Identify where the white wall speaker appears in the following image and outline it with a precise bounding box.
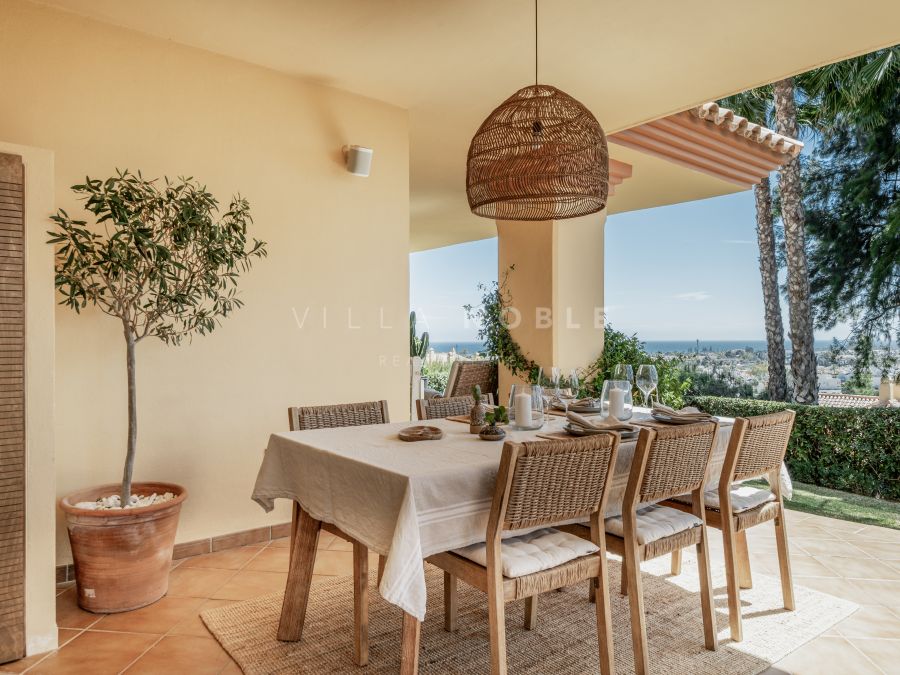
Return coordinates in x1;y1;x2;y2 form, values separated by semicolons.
343;145;373;177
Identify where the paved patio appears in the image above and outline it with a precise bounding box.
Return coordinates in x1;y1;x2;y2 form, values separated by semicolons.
3;510;898;674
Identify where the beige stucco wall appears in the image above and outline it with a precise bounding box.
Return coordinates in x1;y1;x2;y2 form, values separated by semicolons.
496;213;606;400
0;141;58;655
0;0;410;565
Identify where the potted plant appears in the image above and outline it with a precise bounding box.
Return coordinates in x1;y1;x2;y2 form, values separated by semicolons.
479;405;508;441
49;171;267;612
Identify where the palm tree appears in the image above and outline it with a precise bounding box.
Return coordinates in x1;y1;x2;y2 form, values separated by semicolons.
718;88;789;401
773;77;819;404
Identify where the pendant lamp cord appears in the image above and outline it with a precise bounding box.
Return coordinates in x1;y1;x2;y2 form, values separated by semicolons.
534;0;538;85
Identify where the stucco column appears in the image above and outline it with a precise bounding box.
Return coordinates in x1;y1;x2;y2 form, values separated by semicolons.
496;211;606;402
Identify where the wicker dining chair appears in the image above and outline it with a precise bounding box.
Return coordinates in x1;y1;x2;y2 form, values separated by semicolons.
568;422;719;675
427;434;620;675
663;410;796;642
442;359;497;399
416;393;495;420
286;400;390;666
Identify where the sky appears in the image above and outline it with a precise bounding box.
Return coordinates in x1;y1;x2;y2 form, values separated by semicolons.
409;191;851;343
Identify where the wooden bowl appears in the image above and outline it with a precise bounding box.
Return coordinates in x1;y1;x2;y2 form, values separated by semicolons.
399;425;444;442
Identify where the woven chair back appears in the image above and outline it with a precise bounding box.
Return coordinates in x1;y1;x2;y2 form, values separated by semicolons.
637;422;718;503
417;394;495;420
731;410;796;482
499;434;619;532
288;400;390;431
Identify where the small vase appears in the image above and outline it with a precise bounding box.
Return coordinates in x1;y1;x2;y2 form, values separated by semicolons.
479;425;506;441
469;399;486;434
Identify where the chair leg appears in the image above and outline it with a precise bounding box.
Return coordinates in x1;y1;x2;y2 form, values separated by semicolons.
721;517;744;642
524;595;538;630
624;547;649;675
352;541;369;666
487;582;508;675
620;561;628;596
595;552;615;675
696;535;718;652
400;611;420;675
278;506;321;641
670;548;682;575
443;572;458;632
774;506;796;611
377;555;387;586
735;529;753;589
588;578;596;603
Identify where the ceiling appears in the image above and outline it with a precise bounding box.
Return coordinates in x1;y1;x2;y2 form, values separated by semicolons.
37;0;900;250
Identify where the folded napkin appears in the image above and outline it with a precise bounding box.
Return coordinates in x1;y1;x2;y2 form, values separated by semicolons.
566;411;635;432
553;396;600;408
651;403;714;421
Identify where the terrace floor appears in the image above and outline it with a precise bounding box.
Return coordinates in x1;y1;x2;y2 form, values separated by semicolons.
3;510;899;674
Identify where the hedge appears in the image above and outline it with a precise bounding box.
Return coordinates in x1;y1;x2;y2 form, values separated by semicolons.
688;396;900;501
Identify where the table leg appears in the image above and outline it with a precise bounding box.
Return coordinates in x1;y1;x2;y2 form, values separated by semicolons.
400;611;421;674
277;505;321;641
352;541;369;666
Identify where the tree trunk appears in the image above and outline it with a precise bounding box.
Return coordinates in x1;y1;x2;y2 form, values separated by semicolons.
121;325;137;506
754;178;788;401
773;78;818;404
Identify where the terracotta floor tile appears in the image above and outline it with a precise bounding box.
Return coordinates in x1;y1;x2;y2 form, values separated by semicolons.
124;634;231;674
179;545;262;570
312;549;354;576
220;660;243;674
835;604;900;639
316;531;336;549
245;546;291;572
169;599;235;638
30;630;159;675
327;536;354;552
58;628;82;648
820;554;900;581
211;570;288;601
770;635;882;675
271;535;292;548
166;567;236;598
92;596;205;634
56;588;104;629
847;637;900;673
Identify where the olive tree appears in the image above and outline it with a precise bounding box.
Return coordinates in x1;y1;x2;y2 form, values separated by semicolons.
49;171;267;505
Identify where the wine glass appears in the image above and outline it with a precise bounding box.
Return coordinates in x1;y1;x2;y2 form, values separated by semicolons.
636;365;658;407
612;363;634;385
551;367;561;398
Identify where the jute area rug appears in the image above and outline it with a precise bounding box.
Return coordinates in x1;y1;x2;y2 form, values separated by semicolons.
202;555;856;674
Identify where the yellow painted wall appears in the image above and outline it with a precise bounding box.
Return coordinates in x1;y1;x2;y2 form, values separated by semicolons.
496;213;606;400
0;0;410;565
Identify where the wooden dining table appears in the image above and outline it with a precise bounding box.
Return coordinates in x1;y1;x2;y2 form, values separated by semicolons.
252;408;736;673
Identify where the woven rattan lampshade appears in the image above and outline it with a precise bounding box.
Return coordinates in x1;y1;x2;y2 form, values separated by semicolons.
466;84;609;221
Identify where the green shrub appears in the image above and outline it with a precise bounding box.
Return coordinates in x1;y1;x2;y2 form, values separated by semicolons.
422;361;451;393
689;396;900;501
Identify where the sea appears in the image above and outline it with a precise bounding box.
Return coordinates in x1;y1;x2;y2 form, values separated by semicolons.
430;340;836;355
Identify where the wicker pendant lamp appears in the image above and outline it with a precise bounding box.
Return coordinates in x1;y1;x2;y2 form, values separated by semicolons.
466;2;608;221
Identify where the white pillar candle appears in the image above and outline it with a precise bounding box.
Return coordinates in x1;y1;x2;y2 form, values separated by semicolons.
609;387;625;420
515;392;532;428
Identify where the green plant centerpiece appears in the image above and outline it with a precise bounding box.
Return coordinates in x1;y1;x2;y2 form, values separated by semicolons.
49;170;267;612
479;405;508;441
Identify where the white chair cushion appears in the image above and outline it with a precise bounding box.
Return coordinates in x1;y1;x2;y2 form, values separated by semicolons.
452;527;599;578
605;504;702;545
673;485;776;514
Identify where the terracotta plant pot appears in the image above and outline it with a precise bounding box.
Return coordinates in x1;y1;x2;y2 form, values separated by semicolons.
60;481;187;613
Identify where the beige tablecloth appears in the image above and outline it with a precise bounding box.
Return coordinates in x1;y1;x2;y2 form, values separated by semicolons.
252;411;739;620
